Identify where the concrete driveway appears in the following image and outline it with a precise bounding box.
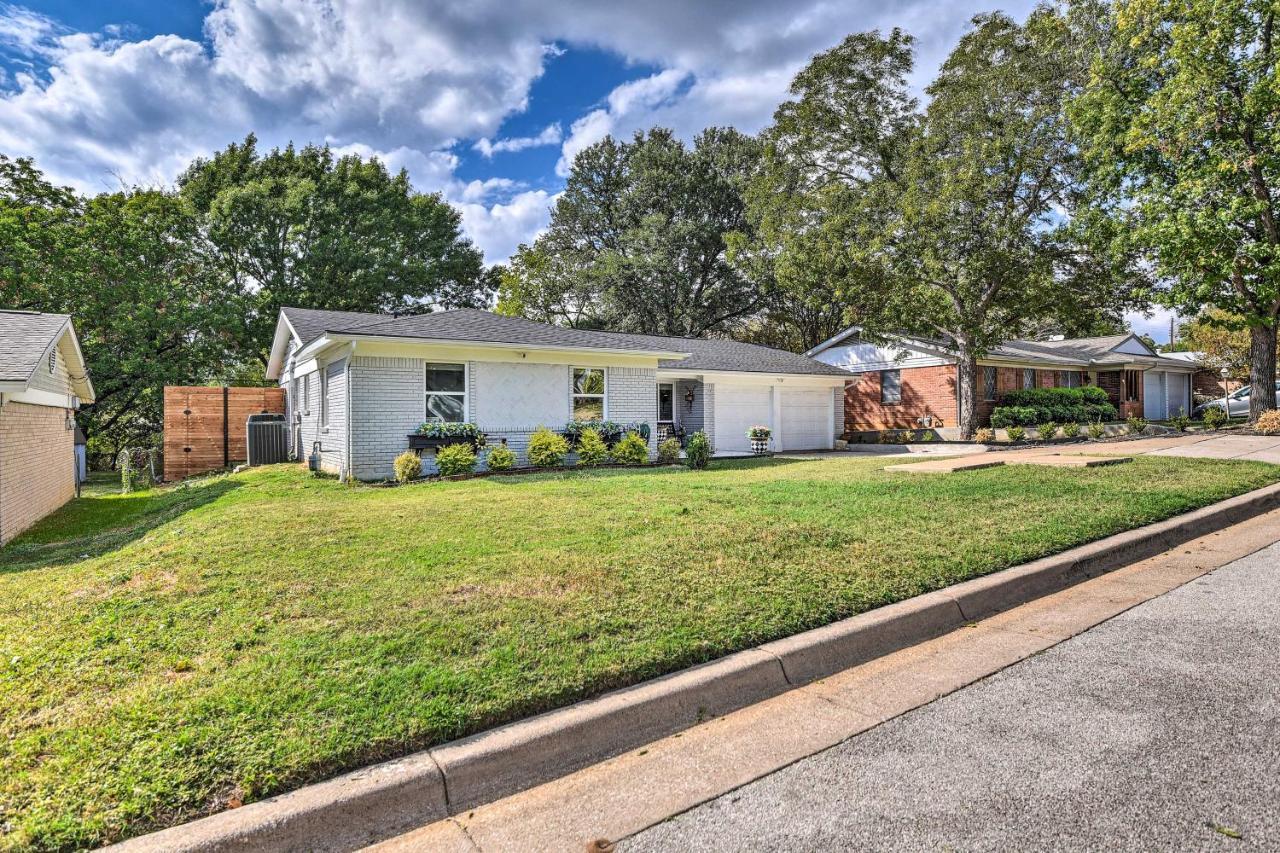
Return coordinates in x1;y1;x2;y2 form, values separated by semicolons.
626;540;1280;852
801;434;1280;465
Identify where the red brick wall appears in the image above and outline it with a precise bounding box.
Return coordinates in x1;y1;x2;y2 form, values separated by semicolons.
0;401;75;543
844;365;957;431
1037;369;1057;388
1193;369;1229;399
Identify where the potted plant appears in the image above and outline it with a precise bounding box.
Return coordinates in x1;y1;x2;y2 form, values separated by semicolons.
407;422;483;452
747;425;772;455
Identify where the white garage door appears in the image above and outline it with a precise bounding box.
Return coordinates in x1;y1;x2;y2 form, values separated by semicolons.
779;388;832;451
715;385;772;453
1144;370;1168;420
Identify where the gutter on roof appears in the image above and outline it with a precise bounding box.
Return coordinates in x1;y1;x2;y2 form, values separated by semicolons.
296;330;691;362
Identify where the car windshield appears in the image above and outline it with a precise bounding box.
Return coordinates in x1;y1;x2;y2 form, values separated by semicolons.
1231;387;1251;399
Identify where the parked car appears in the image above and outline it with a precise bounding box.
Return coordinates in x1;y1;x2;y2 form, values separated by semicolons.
1195;380;1280;418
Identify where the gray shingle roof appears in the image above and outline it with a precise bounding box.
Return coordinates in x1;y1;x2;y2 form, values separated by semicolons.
283;306;849;377
0;310;70;385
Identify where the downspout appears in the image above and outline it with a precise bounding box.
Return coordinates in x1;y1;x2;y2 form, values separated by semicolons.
342;342;355;483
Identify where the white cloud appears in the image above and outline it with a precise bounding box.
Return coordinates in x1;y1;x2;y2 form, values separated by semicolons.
473;122;562;158
453;190;556;265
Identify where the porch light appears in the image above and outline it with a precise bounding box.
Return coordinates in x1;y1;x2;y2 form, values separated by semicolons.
684;388;696;411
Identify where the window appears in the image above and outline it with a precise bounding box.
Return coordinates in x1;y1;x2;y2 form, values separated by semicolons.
983;367;997;401
1060;371;1081;388
1124;369;1142;402
1022;368;1035;390
48;348;56;374
319;370;329;428
657;382;674;422
302;374;310;414
880;369;902;404
425;362;467;422
572;367;606;421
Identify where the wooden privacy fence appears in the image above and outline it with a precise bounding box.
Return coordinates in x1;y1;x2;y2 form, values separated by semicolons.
163;386;286;481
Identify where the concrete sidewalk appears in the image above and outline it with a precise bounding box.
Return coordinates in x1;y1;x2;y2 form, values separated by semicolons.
627;539;1280;852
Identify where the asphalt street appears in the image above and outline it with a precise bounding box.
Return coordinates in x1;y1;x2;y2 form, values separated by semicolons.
625;541;1280;852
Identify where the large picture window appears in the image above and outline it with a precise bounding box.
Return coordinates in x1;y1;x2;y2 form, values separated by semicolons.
425;362;467;422
573;367;606;421
880;369;902;404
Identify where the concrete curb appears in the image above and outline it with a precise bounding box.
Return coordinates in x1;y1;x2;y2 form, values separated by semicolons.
109;481;1280;852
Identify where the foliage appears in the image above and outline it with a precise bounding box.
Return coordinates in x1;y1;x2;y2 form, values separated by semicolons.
1168;408;1192;432
1169;309;1278;382
415;422;480;438
115;448;158;494
503;127;765;337
1006;425;1027;442
393;451;422;484
1126;416;1148;434
575;428;610;466
1037;422;1059;441
1087;420;1108;440
999;386;1110;407
657;437;682;464
434;443;478;477
1061;421;1082;438
563;420;625;446
755;10;1134;436
611;431;651;466
747;425;772;440
179;135;491;366
991;400;1116;428
974;427;996;444
1202;407;1229;430
485;444;516;471
527;427;570;468
1072;0;1280;419
1255;410;1280;434
684;431;712;469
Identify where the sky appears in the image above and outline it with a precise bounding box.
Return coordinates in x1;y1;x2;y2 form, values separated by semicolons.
0;0;1175;342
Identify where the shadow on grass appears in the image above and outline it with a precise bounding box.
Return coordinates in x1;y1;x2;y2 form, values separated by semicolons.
473;454;812;485
0;475;241;575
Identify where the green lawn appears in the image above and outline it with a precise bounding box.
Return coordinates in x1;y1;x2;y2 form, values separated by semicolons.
3;456;1278;850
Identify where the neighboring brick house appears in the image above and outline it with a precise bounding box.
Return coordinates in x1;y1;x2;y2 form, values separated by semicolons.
265;308;848;480
0;311;95;544
806;327;1198;436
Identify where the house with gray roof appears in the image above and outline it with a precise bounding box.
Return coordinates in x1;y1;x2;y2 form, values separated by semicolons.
0;310;95;543
806;326;1197;435
265;307;849;479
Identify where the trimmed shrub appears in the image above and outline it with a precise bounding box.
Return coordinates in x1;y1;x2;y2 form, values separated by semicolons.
527;427;570;467
612;431;650;465
1126;415;1148;433
435;443;477;476
1036;422;1058;441
393;451;421;483
1256;409;1280;435
1087;420;1107;439
999;386;1109;407
1006;425;1026;442
1168;407;1192;432
685;430;712;469
974;427;995;444
991;399;1117;427
576;428;609;466
1061;421;1081;438
1202;406;1228;430
657;437;682;464
485;444;516;471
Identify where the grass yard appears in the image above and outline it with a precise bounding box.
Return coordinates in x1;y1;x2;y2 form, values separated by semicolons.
3;455;1279;850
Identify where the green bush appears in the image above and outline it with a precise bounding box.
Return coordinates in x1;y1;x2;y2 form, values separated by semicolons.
990;399;1117;427
485;444;516;471
611;431;650;465
435;443;477;476
1061;421;1081;438
1087;420;1107;439
657;437;682;463
1036;422;1058;441
999;386;1109;407
1126;415;1148;433
685;431;712;469
576;428;609;466
415;421;479;439
527;427;570;467
1006;425;1026;442
974;427;995;444
1202;406;1228;430
1168;407;1192;432
393;450;421;483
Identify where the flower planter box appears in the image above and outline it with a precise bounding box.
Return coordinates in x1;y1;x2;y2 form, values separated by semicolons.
407;434;482;453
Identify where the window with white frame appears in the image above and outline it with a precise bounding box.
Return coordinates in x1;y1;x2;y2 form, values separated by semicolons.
425;363;467;422
320;370;330;428
1022;368;1035;389
572;367;606;421
302;374;310;414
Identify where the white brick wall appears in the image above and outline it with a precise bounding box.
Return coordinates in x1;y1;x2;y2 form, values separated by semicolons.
605;366;658;455
351;356;424;480
294;359;347;475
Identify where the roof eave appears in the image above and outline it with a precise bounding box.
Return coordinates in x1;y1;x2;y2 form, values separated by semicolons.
302;330;691;361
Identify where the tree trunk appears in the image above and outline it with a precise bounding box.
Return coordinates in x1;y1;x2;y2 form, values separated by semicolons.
957;350;979;439
1248;321;1278;421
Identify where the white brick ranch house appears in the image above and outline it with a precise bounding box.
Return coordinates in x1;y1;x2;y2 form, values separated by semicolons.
265;307;850;480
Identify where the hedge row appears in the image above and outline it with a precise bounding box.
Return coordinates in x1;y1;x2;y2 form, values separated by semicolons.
998;386;1110;407
990;402;1117;427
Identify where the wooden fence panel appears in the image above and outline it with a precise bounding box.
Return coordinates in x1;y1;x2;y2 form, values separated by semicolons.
163;386;286;481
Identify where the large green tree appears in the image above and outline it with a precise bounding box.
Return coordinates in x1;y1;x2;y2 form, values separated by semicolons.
179;135;491;364
1072;0;1280;419
754;11;1129;436
502;127;765;337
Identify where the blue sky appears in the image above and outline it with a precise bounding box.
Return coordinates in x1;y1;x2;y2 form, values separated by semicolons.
0;0;1174;340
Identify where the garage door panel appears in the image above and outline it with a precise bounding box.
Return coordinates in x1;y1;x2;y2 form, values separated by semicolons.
715;385;771;453
780;388;831;451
